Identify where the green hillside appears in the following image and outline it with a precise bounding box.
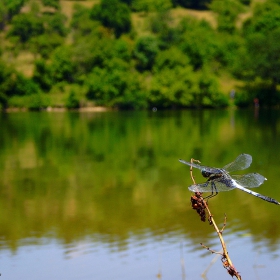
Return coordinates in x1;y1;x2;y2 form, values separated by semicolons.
0;0;280;110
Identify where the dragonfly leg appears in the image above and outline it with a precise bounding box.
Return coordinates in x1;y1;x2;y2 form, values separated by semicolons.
204;181;218;200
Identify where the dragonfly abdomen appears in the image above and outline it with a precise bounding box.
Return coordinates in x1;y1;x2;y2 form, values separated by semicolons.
234;183;280;205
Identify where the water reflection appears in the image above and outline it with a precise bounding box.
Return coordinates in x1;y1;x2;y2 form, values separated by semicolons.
0;109;280;279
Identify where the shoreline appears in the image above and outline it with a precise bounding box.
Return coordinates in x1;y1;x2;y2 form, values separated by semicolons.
3;106;110;113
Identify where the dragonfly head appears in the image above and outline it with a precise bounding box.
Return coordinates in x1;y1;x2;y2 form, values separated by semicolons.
201;169;211;178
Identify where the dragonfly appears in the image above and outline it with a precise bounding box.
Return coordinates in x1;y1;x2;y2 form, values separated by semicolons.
179;153;280;205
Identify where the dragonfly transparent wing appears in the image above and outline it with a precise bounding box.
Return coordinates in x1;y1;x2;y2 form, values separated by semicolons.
188;177;236;193
179;159;222;174
188;181;213;193
231;173;266;188
222;154;252;173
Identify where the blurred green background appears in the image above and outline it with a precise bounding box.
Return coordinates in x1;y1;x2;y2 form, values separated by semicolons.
1;0;280;109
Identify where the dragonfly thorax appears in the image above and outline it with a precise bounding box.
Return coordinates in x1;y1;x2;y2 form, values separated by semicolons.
201;169;211;178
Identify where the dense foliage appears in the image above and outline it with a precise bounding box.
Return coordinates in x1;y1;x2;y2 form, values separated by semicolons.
0;0;25;30
0;0;279;110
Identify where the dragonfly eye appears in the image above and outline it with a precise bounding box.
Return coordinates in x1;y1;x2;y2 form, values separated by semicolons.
201;170;211;178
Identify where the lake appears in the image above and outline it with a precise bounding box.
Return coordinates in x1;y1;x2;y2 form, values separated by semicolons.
0;108;280;280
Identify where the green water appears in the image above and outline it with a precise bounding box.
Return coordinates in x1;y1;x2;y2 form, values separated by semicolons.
0;109;280;279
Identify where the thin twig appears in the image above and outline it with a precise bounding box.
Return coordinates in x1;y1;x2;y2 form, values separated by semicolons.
189;159;242;280
200;243;223;255
220;214;227;233
190;158;200;185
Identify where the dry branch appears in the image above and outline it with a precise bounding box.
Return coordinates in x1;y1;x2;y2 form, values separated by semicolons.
189;158;242;280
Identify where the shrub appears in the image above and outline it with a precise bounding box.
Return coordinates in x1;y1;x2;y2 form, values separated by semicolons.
134;36;159;71
65;90;80;109
91;0;131;38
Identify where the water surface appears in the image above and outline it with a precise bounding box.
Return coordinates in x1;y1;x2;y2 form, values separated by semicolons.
0;109;280;279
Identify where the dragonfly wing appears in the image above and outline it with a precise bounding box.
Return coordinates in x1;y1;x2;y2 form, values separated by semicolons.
222;154;252;173
188;177;236;193
179;159;221;174
231;173;267;188
188;181;213;193
210;177;236;191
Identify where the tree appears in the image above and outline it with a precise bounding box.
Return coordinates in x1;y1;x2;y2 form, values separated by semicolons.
91;0;131;38
5;72;40;97
240;0;251;5
28;12;68;57
149;10;173;35
71;4;105;43
50;46;76;83
238;1;280;105
120;0;133;5
150;63;226;108
30;34;64;58
45;12;68;37
66;90;80;109
6;0;24;18
7;13;44;43
86;59;147;109
33;59;53;92
190;68;227;108
71;4;91;30
0;2;6;30
210;0;244;33
172;0;211;10
35;45;80;92
243;1;280;36
153;47;190;72
134;36;159;71
149;66;195;107
72;37;115;76
0;59;40;108
0;0;24;29
0;60;14;107
177;18;220;70
242;29;280;104
131;0;172;12
42;0;60;9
